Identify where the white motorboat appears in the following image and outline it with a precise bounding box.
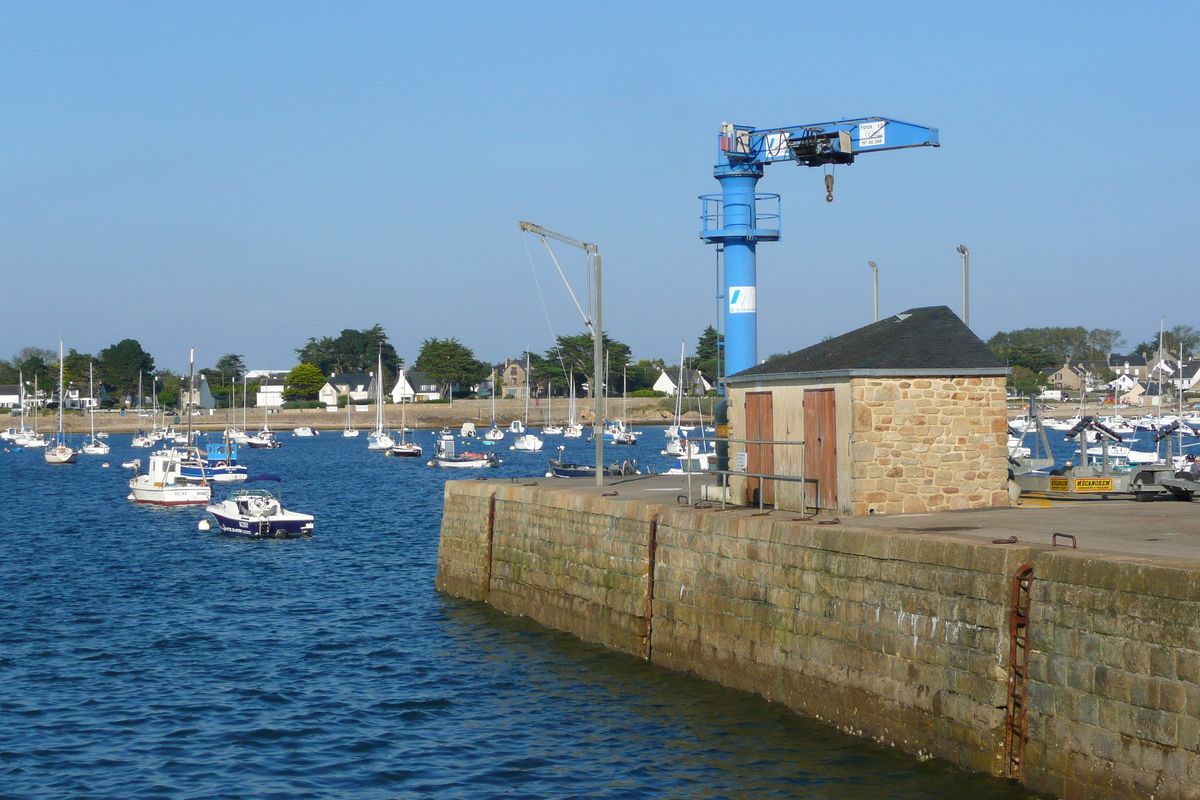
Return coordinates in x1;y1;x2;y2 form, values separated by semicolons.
128;449;211;505
201;476;313;538
459;422;476;438
507;420;525;434
292;426;319;437
665;451;716;474
428;436;499;468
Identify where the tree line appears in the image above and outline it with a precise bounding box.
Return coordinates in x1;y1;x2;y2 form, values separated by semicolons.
1;324;725;408
987;324;1200;394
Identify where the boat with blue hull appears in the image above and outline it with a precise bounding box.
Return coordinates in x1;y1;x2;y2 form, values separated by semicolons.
179;441;248;482
201;475;314;538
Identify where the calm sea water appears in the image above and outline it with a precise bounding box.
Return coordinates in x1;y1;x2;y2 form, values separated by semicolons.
0;425;1043;799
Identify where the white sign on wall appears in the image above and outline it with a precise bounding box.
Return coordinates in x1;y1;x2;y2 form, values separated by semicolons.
729;286;756;314
764;132;790;158
735;451;748;471
859;120;886;147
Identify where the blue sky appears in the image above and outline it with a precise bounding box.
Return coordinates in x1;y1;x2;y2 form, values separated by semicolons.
2;2;1197;373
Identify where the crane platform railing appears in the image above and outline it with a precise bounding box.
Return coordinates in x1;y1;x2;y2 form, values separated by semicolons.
699;193;781;242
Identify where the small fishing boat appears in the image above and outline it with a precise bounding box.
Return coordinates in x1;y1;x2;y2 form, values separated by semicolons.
459;422;477;438
545;446;638;478
428;436;499;468
244;429;281;449
127;450;211;505
179;441;248;482
200;475;313;538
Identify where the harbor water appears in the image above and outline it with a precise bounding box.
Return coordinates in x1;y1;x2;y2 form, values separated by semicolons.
0;428;1043;798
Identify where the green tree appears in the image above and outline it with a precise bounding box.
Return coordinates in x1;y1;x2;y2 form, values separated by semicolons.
296;325;399;376
415;338;488;397
694;325;723;378
61;349;94;388
201;353;247;408
542;331;632;398
1;347;57;386
283;363;327;401
155;371;181;409
97;339;155;403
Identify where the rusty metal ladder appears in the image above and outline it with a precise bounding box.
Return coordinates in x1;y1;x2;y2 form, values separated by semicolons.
1005;563;1035;779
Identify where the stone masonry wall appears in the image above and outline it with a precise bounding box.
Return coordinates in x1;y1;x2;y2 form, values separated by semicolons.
1022;550;1200;800
849;376;1011;516
438;481;1029;775
437;481;1200;797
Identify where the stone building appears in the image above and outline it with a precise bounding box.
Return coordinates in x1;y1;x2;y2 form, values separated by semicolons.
725;306;1011;516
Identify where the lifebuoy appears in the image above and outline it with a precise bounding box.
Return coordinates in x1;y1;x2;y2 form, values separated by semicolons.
218;460;229;467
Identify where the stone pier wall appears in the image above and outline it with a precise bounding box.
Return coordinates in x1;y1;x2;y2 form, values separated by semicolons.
436;480;1200;799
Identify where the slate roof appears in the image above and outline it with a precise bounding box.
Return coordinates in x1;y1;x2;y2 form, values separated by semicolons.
731;306;1007;381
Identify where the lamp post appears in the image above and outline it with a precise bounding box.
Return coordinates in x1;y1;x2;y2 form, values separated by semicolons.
956;245;969;327
868;261;879;322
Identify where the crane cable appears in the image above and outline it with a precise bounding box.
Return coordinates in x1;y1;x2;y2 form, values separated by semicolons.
522;234;576;384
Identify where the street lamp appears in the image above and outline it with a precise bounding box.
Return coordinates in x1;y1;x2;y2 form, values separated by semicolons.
868;261;879;322
956;245;969;327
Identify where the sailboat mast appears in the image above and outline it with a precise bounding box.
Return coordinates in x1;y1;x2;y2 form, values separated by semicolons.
187;349;195;446
57;342;64;442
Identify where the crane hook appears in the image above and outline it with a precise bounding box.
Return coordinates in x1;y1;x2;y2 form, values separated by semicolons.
824;173;835;203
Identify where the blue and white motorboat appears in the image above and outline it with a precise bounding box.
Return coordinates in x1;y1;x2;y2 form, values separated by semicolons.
179;441;248;482
545;446;638;478
200;475;314;538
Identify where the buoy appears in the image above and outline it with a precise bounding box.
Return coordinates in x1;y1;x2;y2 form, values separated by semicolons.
101;462;110;468
198;519;211;531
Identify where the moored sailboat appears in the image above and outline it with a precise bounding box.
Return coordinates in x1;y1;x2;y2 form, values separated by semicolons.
44;342;77;464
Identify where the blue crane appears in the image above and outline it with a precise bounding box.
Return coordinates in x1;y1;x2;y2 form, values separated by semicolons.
700;117;939;378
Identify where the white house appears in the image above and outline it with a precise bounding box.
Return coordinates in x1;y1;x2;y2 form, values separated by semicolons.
257;377;286;408
391;369;441;402
653;368;713;397
0;385;20;409
318;374;372;407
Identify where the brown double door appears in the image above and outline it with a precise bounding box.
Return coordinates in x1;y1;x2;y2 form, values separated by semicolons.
804;388;837;511
745;391;774;505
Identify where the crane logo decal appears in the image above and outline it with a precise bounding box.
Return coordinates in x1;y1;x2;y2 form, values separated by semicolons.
859;121;886;147
729;286;756;314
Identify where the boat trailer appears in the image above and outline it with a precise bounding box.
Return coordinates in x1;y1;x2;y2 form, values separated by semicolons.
1012;417;1200;502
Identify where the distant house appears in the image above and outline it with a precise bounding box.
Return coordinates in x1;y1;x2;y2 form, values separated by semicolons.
499;359;528;399
1109;373;1138;394
391;369;441;402
62;381;108;410
318;374;372;407
0;385;20;409
1108;354;1149;381
1119;380;1164;407
257;377;286;408
181;374;216;410
653;368;713;397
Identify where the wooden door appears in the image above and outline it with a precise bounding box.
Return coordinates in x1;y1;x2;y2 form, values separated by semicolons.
804;388;837;511
745;391;774;505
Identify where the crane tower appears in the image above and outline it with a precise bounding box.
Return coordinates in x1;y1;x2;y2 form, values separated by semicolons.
700;117;939;378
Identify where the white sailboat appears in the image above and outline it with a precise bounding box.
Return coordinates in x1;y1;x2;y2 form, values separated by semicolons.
342;391;359;438
367;350;395;451
389;401;422;457
510;355;543;452
17;374;47;448
563;369;583;438
44;342;78;464
81;362;109;455
483;370;504;442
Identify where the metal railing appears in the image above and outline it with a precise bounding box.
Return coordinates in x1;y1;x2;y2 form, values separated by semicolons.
678;435;813;513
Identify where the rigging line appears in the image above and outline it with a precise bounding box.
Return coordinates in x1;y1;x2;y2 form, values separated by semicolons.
521;235;572;382
533;234;592;331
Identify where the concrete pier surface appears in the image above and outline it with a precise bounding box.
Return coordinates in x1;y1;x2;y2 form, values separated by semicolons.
438;474;1200;800
521;472;1200;563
